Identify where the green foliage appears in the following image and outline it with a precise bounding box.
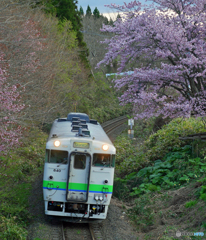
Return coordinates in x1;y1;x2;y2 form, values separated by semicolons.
114;117;206;204
199;185;206;201
0;128;47;239
0;216;27;240
86;5;92;17
114;117;206;235
79;6;84;16
113;178;130;200
40;0;83;40
37;0;88;64
130;183;161;196
57;19;77;49
114;117;206;175
108;18;114;25
185;200;198;208
0;183;31;223
128;194;154;231
93;7;100;18
114;135;141;176
121;145;206;198
144;117;205;162
133;116;170;140
201;222;206;229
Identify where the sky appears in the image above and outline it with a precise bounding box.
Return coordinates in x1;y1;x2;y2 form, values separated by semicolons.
77;0;149;15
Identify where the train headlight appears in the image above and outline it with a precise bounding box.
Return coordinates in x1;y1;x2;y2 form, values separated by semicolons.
54;140;61;147
102;144;109;151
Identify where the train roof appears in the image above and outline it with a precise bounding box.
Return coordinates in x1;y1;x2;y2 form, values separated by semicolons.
67;112;90;122
47;113;113;146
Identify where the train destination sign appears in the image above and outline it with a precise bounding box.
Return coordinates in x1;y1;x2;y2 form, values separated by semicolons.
73;142;90;149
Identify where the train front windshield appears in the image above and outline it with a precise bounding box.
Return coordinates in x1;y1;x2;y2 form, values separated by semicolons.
45;150;68;164
93;154;115;167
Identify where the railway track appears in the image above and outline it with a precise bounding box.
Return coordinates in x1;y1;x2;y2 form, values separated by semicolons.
59;222;103;240
101;116;127;135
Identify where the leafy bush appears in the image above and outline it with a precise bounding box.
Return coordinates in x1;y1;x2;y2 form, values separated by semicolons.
130;183;161;197
144;117;205;162
115;118;206;200
185;200;198;208
114;117;206;176
0;216;27;240
199;185;206;201
128;194;155;231
133;116;170;141
113;178;130;200
121;145;206;198
0;127;47;239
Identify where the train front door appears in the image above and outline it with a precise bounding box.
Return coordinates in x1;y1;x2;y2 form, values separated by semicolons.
67;153;90;202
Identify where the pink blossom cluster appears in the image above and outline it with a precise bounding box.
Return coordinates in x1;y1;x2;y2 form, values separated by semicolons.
0;53;24;153
98;0;206;119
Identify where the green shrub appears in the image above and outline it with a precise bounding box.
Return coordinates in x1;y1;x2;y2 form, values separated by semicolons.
0;127;47;239
130;183;161;197
0;216;27;240
117;144;206;198
199;185;206;201
114;117;206;176
128;194;154;231
185;200;198;208
144;117;205;162
113;178;130;200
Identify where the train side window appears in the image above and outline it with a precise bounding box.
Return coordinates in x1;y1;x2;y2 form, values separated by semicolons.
74;155;86;169
93;154;111;167
50;150;68;164
45;150;50;162
111;155;115;167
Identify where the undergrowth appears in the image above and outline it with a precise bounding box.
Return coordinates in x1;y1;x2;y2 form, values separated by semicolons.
0;128;47;239
114;117;206;235
114;117;206;176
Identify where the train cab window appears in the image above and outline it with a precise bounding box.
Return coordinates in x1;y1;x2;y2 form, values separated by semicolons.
111;155;115;167
93;154;111;167
45;150;49;162
50;150;68;164
74;155;86;169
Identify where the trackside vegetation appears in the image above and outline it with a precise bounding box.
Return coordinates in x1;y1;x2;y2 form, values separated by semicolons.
0;129;47;239
114;117;206;239
115;117;206;176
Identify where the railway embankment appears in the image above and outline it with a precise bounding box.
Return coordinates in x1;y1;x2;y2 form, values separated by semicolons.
113;117;206;239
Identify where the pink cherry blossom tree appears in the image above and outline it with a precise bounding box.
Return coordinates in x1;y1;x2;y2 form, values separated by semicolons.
0;1;45;153
98;0;206;119
0;53;24;152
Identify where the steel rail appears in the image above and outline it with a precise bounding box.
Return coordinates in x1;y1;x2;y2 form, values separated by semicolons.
104;119;127;134
89;223;96;240
101;116;127;128
61;222;96;240
62;222;65;240
89;223;104;240
102;116;127;135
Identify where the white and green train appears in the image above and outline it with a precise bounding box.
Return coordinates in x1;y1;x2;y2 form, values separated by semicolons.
43;112;116;222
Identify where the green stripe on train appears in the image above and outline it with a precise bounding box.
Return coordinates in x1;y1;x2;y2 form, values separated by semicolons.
43;181;66;189
89;184;113;192
43;180;113;192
